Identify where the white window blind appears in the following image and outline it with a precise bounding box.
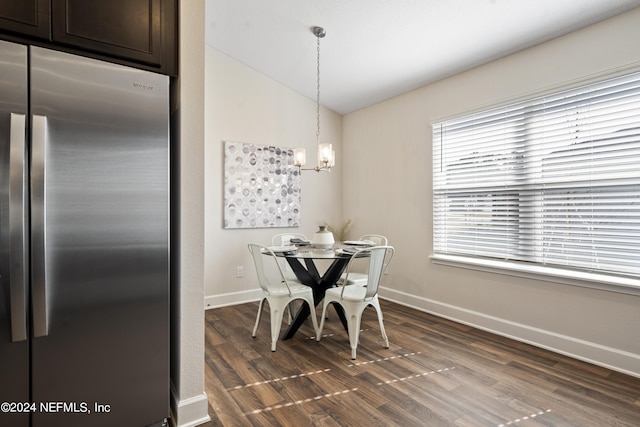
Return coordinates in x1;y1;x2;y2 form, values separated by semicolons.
433;71;640;278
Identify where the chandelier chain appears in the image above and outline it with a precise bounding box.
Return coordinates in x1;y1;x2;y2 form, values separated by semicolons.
316;34;321;142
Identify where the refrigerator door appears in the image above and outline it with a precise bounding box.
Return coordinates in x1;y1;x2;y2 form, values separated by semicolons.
30;47;169;427
0;40;29;427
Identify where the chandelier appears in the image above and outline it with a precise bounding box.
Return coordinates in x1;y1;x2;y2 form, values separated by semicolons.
294;26;335;172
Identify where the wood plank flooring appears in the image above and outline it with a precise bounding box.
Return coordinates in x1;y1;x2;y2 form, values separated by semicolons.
202;300;640;426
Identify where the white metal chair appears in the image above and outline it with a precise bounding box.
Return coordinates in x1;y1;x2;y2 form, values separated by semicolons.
271;233;309;283
359;234;388;246
317;246;394;359
248;243;319;351
271;232;309;246
339;234;389;285
271;233;309;322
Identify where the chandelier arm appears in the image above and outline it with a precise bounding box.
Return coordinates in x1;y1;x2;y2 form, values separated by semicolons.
297;165;331;173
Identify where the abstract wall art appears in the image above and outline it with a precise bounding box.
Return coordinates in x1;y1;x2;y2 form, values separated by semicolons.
223;141;301;229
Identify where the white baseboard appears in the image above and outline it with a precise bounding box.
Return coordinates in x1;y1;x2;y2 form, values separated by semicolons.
378;286;640;379
205;289;263;310
169;382;211;427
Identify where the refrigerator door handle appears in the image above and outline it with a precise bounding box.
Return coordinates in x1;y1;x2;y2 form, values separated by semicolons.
32;114;49;338
9;113;28;342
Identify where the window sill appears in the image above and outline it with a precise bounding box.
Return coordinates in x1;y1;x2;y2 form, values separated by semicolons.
430;254;640;296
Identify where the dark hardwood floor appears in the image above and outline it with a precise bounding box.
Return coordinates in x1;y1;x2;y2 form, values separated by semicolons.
202;300;640;426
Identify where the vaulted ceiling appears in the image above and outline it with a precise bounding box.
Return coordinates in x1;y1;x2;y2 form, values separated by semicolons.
206;1;640;114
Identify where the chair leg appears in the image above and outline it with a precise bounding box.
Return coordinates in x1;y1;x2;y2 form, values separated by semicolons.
304;296;320;339
317;300;330;341
286;301;296;325
252;298;266;337
347;310;363;360
269;301;287;352
372;298;389;349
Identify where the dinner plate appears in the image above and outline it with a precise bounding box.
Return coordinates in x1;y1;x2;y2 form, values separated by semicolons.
268;245;297;253
335;248;371;255
343;240;374;246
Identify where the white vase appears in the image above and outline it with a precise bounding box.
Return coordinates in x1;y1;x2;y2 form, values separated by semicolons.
313;225;334;248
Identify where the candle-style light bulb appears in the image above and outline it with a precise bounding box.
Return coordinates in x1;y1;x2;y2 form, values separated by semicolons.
318;143;332;164
294;148;306;167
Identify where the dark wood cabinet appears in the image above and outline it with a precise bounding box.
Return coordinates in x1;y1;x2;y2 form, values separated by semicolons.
52;0;176;74
0;0;50;40
0;0;177;75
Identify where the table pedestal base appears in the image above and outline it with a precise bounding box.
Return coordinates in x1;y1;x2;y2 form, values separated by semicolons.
282;256;349;340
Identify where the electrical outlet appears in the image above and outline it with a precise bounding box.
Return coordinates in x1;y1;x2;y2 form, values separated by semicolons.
236;266;244;278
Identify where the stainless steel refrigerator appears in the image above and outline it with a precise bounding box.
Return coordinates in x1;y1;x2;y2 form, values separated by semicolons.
0;40;169;427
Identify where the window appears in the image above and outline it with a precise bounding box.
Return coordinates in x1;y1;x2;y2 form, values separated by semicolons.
432;70;640;280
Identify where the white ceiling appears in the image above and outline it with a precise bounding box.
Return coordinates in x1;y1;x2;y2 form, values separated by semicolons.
206;0;640;115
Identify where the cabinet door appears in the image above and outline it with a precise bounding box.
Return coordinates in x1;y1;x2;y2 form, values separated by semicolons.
0;0;50;40
51;0;176;74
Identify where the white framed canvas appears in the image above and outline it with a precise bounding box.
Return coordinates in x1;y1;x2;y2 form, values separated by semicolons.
223;141;301;229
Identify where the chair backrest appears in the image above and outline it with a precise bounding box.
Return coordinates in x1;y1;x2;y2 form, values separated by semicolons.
248;243;291;296
343;246;394;299
360;234;388;246
359;235;391;274
272;233;308;246
270;233;307;282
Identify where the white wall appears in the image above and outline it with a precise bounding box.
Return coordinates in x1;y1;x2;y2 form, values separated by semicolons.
343;8;640;377
169;1;210;427
204;46;344;307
